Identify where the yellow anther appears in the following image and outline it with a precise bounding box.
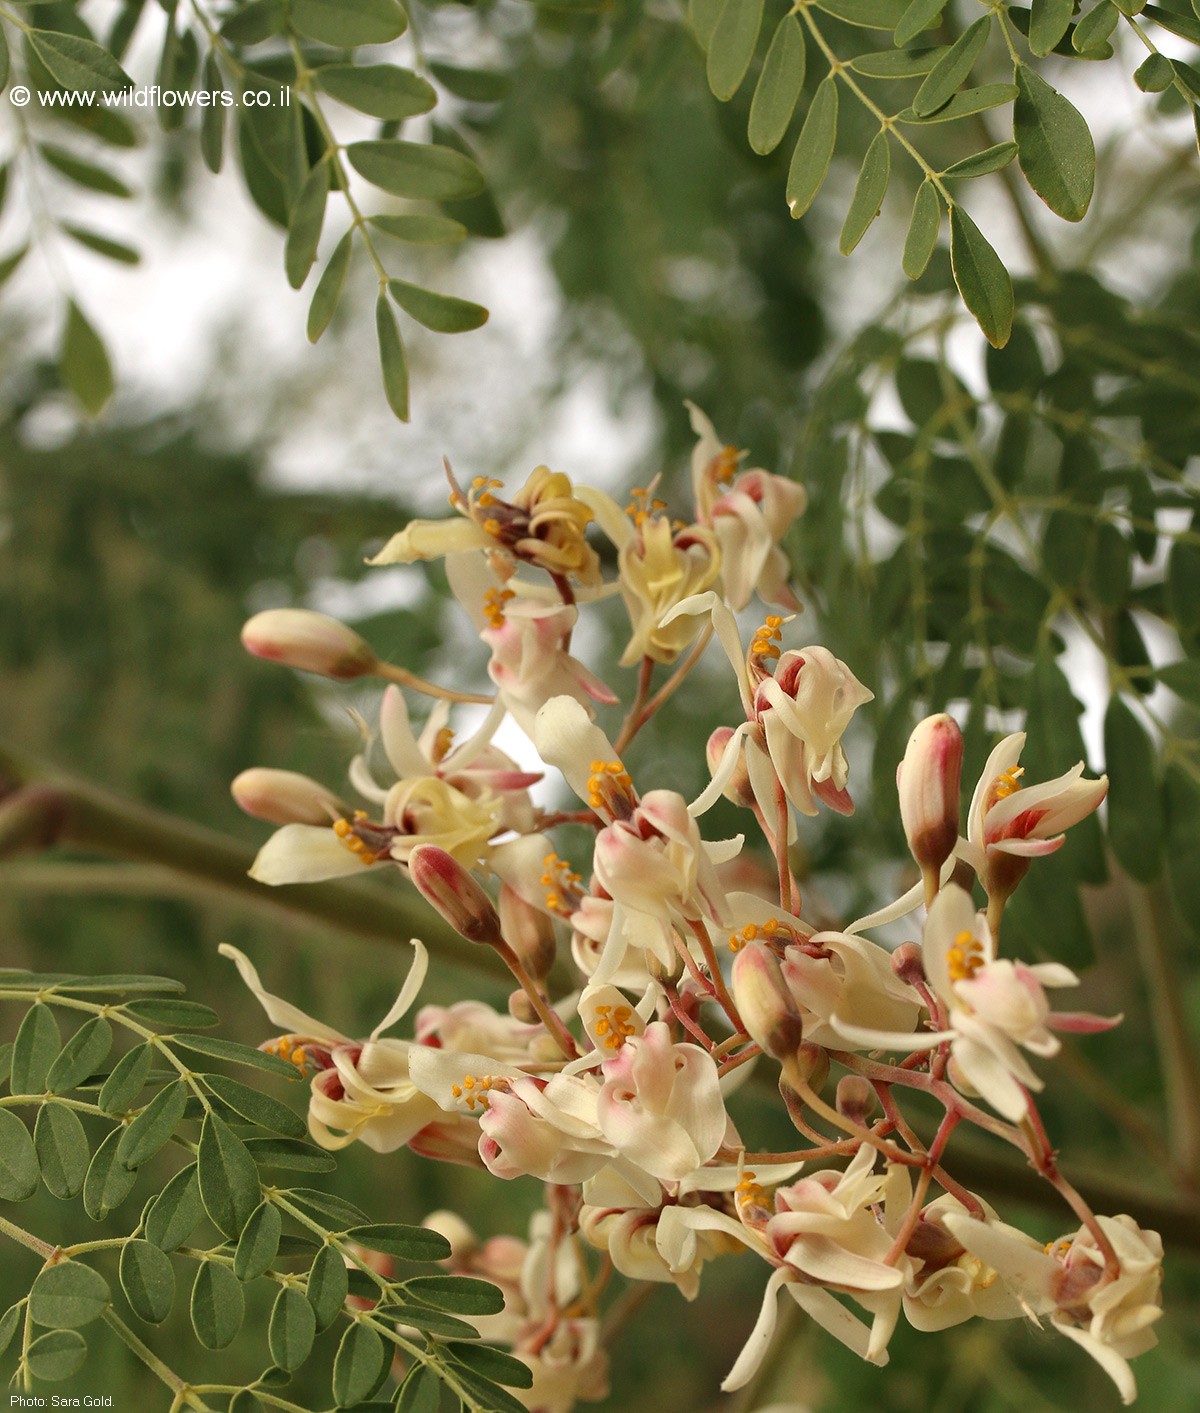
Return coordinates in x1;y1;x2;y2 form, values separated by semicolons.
586;759;634;815
478;491;496;509
472;476;488;489
291;1047;306;1068
947;928;985;983
483;517;501;536
993;766;1024;800
433;726;455;762
593;1003;636;1050
483;586;516;629
750;616;784;660
454;1073;498;1111
332;811;383;866
714;444;740;484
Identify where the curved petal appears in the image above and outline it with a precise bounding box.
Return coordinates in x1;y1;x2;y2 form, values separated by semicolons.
218;944;347;1044
369;940;429;1038
721;1268;792;1392
248;823;367;885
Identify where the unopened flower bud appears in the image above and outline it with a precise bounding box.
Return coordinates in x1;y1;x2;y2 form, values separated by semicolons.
408;844;503;946
836;1075;875;1126
498;883;557;980
892;942;926;989
241;609;379;681
231;767;345;826
508;988;538;1024
905;1213;965;1271
897;713;963;889
422;1210;479;1260
707;727;755;808
732;941;805;1061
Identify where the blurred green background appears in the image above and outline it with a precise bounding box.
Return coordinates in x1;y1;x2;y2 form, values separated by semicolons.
3;1;1200;1408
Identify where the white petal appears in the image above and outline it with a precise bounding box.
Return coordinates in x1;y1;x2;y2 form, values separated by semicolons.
368;940;429;1038
248;824;367;885
721;1268;791;1392
532;696;622;808
218;944;347;1043
1052;1316;1138;1405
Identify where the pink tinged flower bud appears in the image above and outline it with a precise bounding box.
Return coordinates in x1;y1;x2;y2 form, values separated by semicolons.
241;609;378;681
498;882;558;980
707;728;755;808
892;941;926;989
408;844;503;946
898;713;963;883
836;1074;875;1126
732;941;805;1061
231;767;346;826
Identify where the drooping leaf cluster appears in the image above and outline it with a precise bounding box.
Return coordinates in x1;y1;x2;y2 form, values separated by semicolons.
0;969;527;1411
693;0;1200;344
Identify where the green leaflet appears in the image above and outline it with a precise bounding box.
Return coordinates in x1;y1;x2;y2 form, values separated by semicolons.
376;295;410;422
145;1165;204;1251
387;280;489;334
894;0;949;47
332;1322;389;1408
949;206;1013;348
203;1073;307;1137
346;141;484;201
25;1330;87;1382
707;0;764;101
83;1127;138;1219
1029;0;1075;53
840;130;891;254
117;1078;188;1168
46;1017;112;1092
12;1003;61;1093
307;231;353;344
119;1240;175;1324
34;1104;90;1199
27;29;132;93
911;16;991;117
902;181;940;279
29;1263;111;1329
748;16;805;155
1013;65;1095;222
942;142;1018;179
346;1224;453;1261
290;0;407;46
0;1108;40;1201
285;159;330;291
269;1286;317;1371
786;76;838;219
307;1243;350;1330
190;1261;245;1349
317;64;437;121
234;1200;283;1281
197;1111;262;1236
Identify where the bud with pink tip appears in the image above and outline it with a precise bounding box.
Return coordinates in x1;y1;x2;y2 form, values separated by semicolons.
897;713;963;900
408;844;503;946
241;609;379;681
836;1074;875;1126
231;767;346;826
891;941;926;989
731;941;804;1060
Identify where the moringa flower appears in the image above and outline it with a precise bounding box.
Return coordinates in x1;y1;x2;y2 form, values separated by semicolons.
962;732;1108;907
942;1211;1163;1404
687;403;807;612
831;884;1119;1121
220;941;440;1152
369;464;610;588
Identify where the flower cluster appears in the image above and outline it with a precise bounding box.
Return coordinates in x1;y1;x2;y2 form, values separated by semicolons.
230;412;1158;1410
